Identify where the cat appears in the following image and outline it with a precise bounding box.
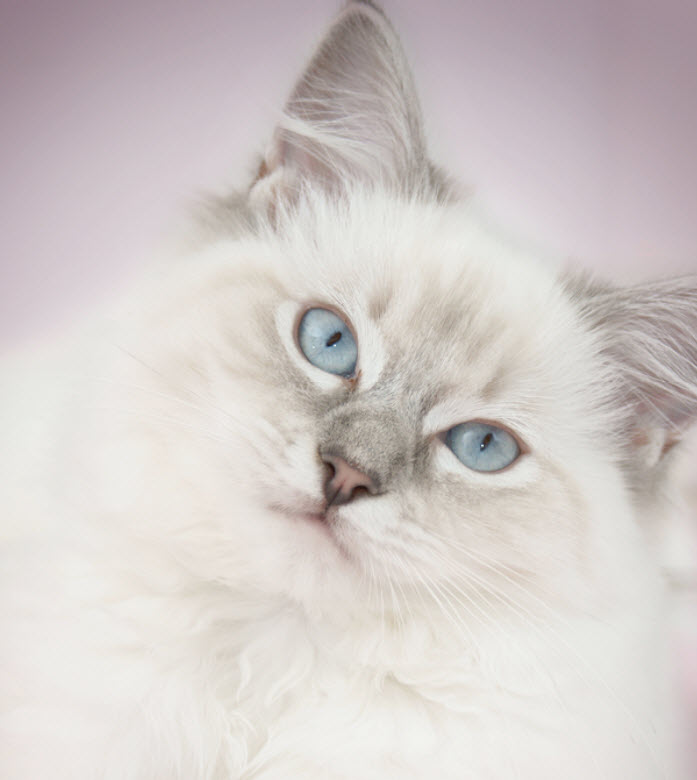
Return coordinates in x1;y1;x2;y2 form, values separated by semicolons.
0;1;694;777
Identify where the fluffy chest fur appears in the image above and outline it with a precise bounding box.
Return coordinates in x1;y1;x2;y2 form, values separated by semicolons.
0;518;672;780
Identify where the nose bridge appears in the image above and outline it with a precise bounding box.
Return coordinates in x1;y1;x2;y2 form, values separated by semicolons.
318;400;413;492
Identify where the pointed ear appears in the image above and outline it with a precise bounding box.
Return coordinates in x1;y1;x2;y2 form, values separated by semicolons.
250;1;433;207
575;277;697;476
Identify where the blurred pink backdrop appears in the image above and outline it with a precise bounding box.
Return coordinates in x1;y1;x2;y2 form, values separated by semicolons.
1;0;696;346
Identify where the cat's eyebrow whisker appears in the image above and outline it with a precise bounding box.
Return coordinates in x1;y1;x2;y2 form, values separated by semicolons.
70;373;212;411
86;404;275;469
108;343;285;445
74;372;283;447
86;405;232;448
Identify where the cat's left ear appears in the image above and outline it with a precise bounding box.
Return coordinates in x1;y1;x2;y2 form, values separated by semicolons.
250;1;435;208
575;278;697;478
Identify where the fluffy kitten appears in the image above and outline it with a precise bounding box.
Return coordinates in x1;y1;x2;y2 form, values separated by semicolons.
1;2;694;778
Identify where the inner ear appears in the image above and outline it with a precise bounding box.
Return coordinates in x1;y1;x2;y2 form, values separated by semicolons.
250;1;432;207
570;275;697;477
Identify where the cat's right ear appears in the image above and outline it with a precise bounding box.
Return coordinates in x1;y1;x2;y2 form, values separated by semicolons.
573;277;697;485
249;1;434;210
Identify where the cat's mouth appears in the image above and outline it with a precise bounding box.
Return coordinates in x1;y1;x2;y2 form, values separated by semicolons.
295;510;329;527
269;502;350;555
269;500;327;522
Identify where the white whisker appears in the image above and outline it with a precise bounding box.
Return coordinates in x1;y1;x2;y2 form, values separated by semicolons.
423;531;661;773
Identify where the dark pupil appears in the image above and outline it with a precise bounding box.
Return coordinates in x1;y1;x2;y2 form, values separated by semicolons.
326;331;342;347
480;432;493;451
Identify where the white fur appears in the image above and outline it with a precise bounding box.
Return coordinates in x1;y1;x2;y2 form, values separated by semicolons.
0;1;692;776
0;192;688;778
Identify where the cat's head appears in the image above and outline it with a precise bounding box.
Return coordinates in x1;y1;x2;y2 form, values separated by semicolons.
127;2;697;629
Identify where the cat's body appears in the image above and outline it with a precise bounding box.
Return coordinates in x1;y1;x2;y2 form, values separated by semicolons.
0;3;693;778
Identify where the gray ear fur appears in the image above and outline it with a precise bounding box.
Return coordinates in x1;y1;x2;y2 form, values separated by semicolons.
250;1;438;206
573;276;697;474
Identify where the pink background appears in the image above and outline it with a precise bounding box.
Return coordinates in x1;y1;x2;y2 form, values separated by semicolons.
1;0;696;767
1;0;696;346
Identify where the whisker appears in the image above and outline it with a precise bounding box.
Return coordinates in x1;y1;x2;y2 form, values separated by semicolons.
424;532;662;773
75;371;281;448
388;551;484;656
109;343;284;445
420;545;608;777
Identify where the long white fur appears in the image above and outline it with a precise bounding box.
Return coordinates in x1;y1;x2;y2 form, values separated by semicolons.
0;2;692;778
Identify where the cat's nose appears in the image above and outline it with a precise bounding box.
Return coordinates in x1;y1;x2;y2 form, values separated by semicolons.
322;453;377;507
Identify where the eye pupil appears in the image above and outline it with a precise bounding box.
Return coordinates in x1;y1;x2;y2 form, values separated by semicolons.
480;432;493;451
326;331;342;347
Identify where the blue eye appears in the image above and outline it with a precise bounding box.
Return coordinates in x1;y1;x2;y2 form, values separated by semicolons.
297;307;358;377
446;421;521;472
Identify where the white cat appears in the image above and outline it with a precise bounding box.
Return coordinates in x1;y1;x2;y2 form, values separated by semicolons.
0;2;693;778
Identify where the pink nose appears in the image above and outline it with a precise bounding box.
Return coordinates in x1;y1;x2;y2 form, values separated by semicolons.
322;454;376;507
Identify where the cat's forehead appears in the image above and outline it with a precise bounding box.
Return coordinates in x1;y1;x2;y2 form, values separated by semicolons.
277;195;556;304
272;194;584;401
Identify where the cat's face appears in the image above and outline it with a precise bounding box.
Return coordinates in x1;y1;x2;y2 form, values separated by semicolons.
129;193;641;625
121;2;695;627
